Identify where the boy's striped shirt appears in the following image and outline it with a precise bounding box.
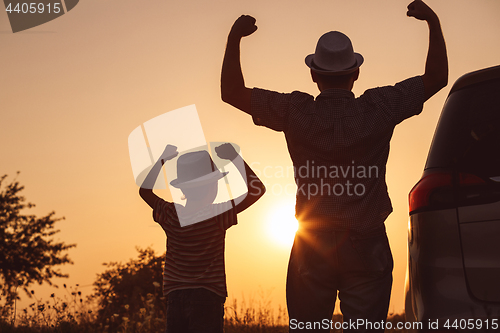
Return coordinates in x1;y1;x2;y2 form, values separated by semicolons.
153;198;237;298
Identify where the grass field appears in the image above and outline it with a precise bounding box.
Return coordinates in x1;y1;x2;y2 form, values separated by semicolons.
0;287;409;332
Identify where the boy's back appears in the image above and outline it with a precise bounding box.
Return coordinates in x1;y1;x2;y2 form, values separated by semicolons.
153;199;236;298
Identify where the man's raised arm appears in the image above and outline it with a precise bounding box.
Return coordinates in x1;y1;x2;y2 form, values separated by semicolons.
221;15;258;114
407;0;448;100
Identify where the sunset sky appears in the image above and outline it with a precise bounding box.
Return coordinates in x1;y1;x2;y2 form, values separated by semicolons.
2;0;500;316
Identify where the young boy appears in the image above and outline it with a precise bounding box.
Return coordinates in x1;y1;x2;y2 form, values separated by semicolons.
139;143;265;333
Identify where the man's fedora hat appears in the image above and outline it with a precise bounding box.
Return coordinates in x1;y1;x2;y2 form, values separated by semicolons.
305;31;364;76
170;151;228;189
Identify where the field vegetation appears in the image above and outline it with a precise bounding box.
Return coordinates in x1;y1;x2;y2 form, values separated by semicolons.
0;287;407;333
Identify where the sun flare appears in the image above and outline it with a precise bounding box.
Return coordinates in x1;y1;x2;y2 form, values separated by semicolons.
267;203;299;247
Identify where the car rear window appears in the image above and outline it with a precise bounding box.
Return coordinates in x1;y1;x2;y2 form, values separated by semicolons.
425;78;500;178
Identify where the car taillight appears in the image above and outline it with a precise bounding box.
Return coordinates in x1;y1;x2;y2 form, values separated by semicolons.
408;171;485;214
409;172;453;214
458;172;485;185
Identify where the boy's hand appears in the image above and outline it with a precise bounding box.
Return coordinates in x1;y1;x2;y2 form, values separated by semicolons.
407;0;438;22
215;143;238;161
160;144;178;163
229;15;258;39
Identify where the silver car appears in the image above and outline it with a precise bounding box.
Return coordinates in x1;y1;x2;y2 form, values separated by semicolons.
405;65;500;332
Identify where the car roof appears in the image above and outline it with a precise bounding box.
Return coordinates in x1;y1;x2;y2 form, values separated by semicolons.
449;64;500;95
424;65;500;172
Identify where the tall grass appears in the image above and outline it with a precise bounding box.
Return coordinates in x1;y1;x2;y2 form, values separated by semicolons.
0;285;96;333
0;286;408;332
224;296;288;332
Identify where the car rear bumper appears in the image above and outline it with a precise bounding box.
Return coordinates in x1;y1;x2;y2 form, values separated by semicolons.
406;209;500;329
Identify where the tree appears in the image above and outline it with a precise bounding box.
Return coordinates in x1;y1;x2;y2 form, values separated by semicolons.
91;247;166;331
0;173;75;313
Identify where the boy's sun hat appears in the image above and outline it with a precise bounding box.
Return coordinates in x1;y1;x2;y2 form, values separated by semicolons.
305;31;364;76
170;150;228;189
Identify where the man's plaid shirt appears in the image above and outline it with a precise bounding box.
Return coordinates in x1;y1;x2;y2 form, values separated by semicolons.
250;76;426;233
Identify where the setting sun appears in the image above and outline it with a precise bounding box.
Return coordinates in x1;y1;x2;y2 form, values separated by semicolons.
267;202;299;247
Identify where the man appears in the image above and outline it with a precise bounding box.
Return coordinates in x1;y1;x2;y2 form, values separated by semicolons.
221;1;447;332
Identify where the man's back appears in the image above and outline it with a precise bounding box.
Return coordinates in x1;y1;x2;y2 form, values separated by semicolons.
251;77;425;232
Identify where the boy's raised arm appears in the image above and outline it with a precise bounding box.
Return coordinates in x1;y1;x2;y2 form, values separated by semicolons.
215;143;265;214
139;145;178;209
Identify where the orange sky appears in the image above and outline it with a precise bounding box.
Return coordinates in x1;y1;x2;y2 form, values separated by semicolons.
2;0;500;318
